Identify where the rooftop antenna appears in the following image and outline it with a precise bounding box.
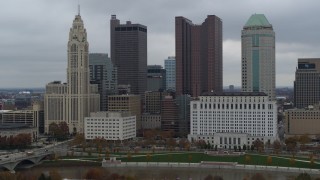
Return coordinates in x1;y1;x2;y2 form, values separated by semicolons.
78;0;80;15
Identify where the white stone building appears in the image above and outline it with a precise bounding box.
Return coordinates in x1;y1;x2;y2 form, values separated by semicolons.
44;11;100;134
188;92;277;148
84;111;136;141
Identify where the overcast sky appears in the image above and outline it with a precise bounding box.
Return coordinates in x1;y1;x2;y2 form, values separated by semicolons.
0;0;319;88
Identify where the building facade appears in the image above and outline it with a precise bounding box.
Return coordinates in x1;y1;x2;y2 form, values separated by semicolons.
164;56;176;91
107;95;141;130
89;53;117;111
84;111;136;140
141;113;161;129
44;13;100;134
294;58;320;108
285;105;320;137
110;15;147;95
241;14;275;101
175;15;223;97
147;65;166;91
188;92;277;147
0;124;38;142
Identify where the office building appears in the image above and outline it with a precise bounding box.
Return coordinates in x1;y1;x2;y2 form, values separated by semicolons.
110;15;147;95
141;113;161;129
176;15;223;97
0;124;38;142
107;95;141;130
294;58;320;108
188;92;277;147
176;94;191;137
44;12;100;134
241;14;275;100
89;53;117;111
147;65;166;91
285;104;320;137
0;102;44;134
84;111;136;140
144;91;171;114
164;56;176;91
161;96;179;134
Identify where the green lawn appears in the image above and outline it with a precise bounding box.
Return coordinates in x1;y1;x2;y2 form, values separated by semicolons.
117;152;320;169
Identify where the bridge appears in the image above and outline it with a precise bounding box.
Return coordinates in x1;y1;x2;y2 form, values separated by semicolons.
0;141;69;173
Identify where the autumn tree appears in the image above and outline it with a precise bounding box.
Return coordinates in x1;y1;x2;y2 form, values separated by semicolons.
84;168;108;180
272;140;281;154
252;139;264;153
245;155;252;164
299;134;311;151
266;156;272;166
251;173;265;180
49;122;70;141
296;173;311;180
285;136;298;157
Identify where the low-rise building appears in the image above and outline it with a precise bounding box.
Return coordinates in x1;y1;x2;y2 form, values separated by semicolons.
188;92;278;148
0;124;38;141
285;104;320;138
84;111;136;141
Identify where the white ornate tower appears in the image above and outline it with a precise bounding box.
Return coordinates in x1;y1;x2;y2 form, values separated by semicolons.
44;10;100;134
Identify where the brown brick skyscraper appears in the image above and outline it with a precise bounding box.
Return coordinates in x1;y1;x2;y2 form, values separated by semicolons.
110;15;147;95
175;15;222;97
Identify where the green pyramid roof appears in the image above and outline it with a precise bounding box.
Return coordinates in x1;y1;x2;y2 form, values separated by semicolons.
244;14;272;27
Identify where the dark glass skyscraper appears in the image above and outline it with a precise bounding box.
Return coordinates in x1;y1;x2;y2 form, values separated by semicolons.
175;15;223;97
294;58;320;108
110;15;147;95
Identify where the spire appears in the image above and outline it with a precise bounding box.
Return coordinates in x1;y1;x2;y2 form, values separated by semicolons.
78;3;80;15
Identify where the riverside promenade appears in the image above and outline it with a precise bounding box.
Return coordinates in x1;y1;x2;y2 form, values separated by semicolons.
102;159;320;175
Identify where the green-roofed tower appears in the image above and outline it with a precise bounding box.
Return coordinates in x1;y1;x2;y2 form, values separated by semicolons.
244;14;272;28
241;14;275;101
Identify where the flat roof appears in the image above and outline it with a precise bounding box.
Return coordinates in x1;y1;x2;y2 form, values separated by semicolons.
0;123;32;130
201;92;268;97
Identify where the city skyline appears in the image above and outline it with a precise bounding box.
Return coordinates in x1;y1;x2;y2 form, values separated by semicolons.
0;0;320;88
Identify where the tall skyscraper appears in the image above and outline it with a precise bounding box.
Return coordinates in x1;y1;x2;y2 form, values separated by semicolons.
175;15;223;97
241;14;275;100
110;15;147;95
44;11;100;133
164;56;176;91
294;58;320;108
89;53;117;111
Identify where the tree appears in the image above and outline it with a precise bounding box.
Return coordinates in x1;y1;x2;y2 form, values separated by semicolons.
266;156;272;166
84;168;107;180
49;170;62;180
0;172;16;180
252;139;264;152
245;155;252;164
49;122;69;141
295;173;311;180
146;153;152;164
188;154;192;164
127;152;132;162
273;140;281;154
299;134;311;151
204;175;214;180
285;136;298;157
243;144;247;151
251;173;265;180
289;157;296;166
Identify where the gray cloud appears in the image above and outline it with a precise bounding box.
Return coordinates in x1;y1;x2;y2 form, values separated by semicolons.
0;0;320;88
